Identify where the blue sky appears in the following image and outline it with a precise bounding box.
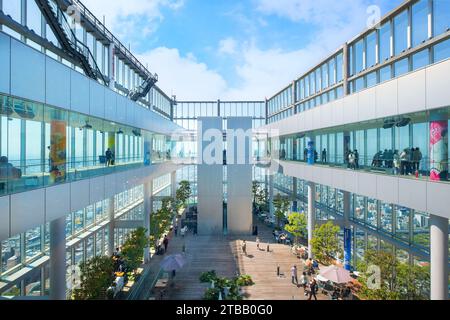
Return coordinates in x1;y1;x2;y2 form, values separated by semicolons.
81;0;403;100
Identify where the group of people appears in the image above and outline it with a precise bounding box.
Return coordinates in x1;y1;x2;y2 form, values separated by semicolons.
371;147;422;175
290;265;319;300
346;149;360;170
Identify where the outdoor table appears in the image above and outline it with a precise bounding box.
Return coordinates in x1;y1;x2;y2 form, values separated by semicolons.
154;279;169;289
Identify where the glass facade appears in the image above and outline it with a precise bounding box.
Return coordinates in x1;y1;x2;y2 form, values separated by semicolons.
0;94;173;197
273;106;450;183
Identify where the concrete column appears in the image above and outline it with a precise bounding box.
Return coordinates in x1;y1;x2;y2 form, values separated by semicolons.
50;216;66;300
307;182;316;259
143;180;153;263
292;177;298;212
343;191;352;271
108;44;115;90
171;171;177;198
107;196;115;257
430;214;449;300
269;173;274;217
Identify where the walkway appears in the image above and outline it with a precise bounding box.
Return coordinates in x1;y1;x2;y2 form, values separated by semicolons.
149;218;326;300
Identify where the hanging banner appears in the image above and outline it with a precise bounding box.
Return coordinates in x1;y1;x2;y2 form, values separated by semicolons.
344;228;352;271
307;140;315;165
50;120;67;184
430;121;448;181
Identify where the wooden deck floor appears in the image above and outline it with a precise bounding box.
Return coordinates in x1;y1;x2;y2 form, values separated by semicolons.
157;219;327;301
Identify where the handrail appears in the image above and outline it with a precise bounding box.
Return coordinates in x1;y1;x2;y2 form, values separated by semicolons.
64;0;157;79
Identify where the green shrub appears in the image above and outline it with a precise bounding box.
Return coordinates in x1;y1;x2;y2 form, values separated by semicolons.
235;275;254;287
199;270;217;283
203;288;220;300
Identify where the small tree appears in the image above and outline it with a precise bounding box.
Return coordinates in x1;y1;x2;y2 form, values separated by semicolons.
252;181;260;209
310;221;340;265
176;180;191;211
121;227;148;273
73;256;115;300
284;212;307;245
273;194;290;228
356;250;430;300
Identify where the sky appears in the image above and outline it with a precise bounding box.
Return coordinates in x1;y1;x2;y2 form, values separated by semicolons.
80;0;403;101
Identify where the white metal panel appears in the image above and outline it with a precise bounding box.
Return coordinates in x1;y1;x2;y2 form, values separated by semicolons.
398;178;427;212
358;171;378;198
0;196;10;241
332;99;344;127
375;79;398;119
70;70;90;115
116;95;127;124
45;183;70;222
126;100;136;127
89;80;105;119
45;56;71;110
104;174;116;199
10;39;45;103
10;189;45;236
376;175;399;204
398;68;426;114
357;88;376;122
426;182;450;219
426;59;450;110
0;32;11;95
70;179;90;212
89;176;105;204
104;88;117;122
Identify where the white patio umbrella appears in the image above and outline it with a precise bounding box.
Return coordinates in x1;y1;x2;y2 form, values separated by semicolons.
160;254;187;272
319;265;353;284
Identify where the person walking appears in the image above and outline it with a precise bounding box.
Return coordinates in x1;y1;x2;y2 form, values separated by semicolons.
256;237;260;250
174;225;178;237
321;149;327;163
105;148;112;167
393;150;400;175
308;278;318;300
242;240;247;256
300;272;309;295
291;265;298;285
163;235;169;253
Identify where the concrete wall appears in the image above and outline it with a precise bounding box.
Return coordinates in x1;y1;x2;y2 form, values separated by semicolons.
197;117;224;235
278;160;450;220
0;31;180;136
226;117;252;235
262;58;450;137
0;162;182;241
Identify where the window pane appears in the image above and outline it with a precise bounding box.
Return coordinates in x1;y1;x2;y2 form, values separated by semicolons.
354;39;364;73
379;65;392;82
394;57;409;77
394;10;408;55
366;31;377;67
412;49;429;70
26;226;41;261
355;77;365;92
366;71;377;88
26;0;42;35
380;22;391;62
433;39;450;63
412;0;429;47
336;53;343;82
433;0;450;36
3;0;21;22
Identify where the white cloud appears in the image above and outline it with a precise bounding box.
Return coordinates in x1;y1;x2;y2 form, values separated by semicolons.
218;37;238;55
78;0;392;101
78;0;184;40
137;48;228;101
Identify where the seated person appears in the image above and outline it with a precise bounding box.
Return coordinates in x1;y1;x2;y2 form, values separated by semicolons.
312;260;319;270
